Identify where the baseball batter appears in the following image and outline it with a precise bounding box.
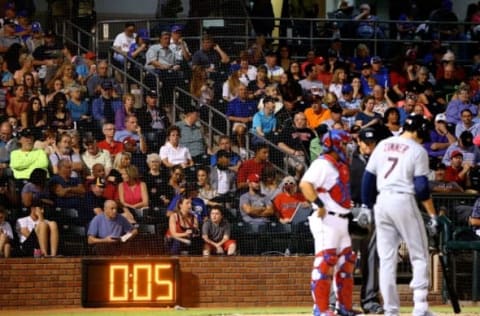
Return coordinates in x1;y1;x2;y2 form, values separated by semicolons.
361;115;438;316
300;130;358;316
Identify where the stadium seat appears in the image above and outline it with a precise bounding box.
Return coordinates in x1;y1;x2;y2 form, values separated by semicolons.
438;215;480;301
62;225;88;256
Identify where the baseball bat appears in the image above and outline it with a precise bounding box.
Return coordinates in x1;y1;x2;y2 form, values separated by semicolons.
438;253;461;314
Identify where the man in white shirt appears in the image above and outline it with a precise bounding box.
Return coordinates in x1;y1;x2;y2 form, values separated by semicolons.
112;22;136;65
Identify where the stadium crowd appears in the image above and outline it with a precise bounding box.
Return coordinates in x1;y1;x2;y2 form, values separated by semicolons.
1;0;480;261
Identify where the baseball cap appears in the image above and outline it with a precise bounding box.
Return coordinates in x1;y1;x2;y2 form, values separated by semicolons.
265;50;277;57
123;136;137;145
370;56;382;64
247;173;261;183
314;56;325;65
359;128;377;143
442;50;455;62
84;51;96;60
450;150;463;159
137;28;150;41
229;63;241;75
341;84;353;94
31;21;42;32
361;62;371;69
435;113;447;122
101;81;113;89
171;25;184;33
95;177;106;188
146;90;158;98
19;128;34;138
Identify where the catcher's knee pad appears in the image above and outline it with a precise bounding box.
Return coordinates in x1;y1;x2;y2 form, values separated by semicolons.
311;249;338;313
335;247;356;311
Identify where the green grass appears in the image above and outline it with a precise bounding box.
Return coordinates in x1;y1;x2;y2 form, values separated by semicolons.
2;306;480;316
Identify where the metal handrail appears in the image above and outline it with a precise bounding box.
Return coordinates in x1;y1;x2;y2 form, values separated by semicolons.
172;86;231;150
106;47;162;104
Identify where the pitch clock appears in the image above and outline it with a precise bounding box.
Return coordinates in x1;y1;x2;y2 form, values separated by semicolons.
82;258;179;307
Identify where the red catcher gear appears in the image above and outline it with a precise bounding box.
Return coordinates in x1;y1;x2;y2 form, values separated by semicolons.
311;248;338;313
335;247;357;311
316;154;351;209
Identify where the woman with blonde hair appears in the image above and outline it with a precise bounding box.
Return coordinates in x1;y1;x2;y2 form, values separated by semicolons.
13;54;38;85
328;68;348;101
118;164;149;213
222;65;242;102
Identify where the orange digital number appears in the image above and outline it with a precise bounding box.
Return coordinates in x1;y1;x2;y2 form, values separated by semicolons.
132;264;152;301
155;264;173;300
109;264;128;301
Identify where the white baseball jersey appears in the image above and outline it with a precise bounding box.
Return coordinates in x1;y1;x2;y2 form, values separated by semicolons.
365;135;430;194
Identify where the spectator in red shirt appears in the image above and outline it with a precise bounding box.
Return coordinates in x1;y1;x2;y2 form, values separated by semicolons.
445;150;472;189
97;122;123;160
273;176;310;224
237;144;271;190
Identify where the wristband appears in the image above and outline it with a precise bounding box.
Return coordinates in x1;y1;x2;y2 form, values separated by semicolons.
312;197;324;208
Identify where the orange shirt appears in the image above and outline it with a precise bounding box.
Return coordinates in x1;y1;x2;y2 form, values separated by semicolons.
304;107;332;129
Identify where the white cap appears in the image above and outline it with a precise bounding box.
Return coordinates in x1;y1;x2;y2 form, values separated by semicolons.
442;50;455;62
435;113;447;122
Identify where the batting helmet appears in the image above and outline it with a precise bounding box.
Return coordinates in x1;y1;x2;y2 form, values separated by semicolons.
322;129;351;162
403;114;430;142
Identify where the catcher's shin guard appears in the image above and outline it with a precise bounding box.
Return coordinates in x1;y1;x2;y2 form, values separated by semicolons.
335;247;356;311
311;248;338;313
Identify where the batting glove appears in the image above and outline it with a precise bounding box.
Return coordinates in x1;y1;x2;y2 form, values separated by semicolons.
357;205;372;230
426;215;439;237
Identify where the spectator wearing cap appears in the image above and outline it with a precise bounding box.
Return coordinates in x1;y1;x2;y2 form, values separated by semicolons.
112;22;136;65
169;24;191;64
339;83;361;129
455;108;480;138
370;56;389;89
159;125;193;169
304;95;332;129
277;111;315;179
136;90;169;146
192;34;230;71
239;173;274;224
316;56;334;87
442;130;480;166
176;106;208;165
128;28;150;82
299;63;325;102
0;22;22;53
424;113;456;160
97;123;123;159
81;136;112;177
81;176;107;225
264;49;284;83
444;150;472;189
446;85;478;125
122;136;148;175
9;128;48;181
210;149;237;197
91;77;123;129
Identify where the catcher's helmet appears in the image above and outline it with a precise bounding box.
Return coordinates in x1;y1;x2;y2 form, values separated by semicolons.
322;129;351;162
403;114;430;143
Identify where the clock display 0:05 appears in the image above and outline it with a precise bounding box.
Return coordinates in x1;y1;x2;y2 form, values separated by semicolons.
82;258;179;307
